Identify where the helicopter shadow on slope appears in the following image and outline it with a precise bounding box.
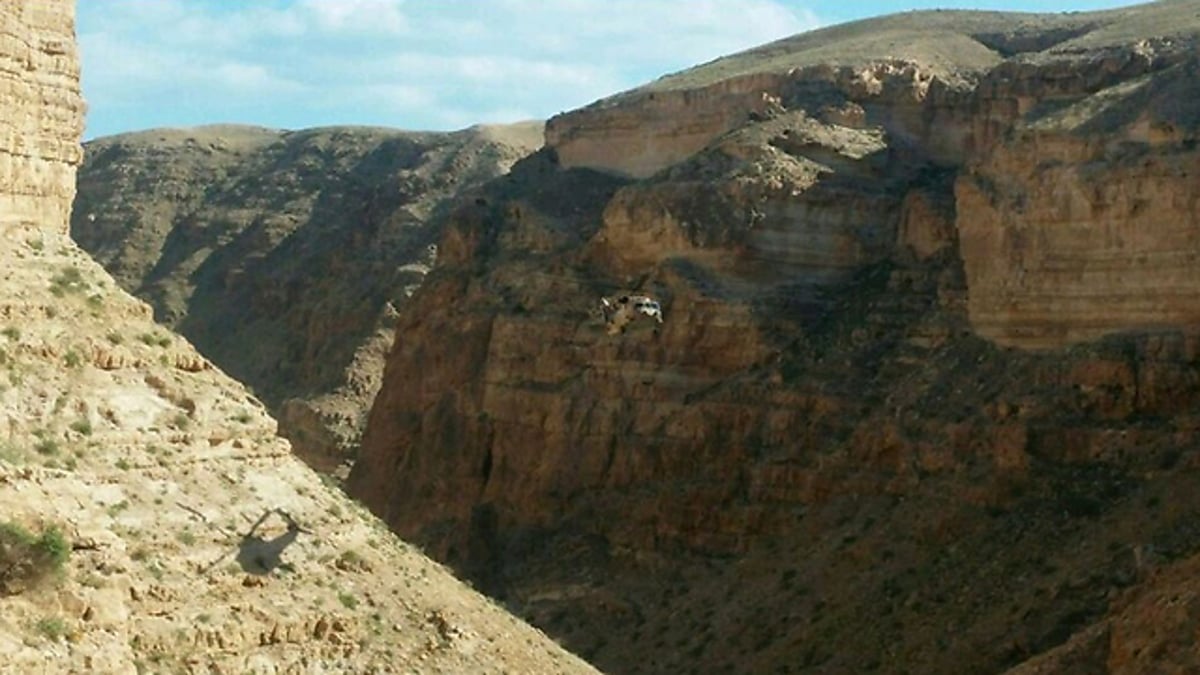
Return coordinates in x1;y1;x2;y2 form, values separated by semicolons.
199;507;310;576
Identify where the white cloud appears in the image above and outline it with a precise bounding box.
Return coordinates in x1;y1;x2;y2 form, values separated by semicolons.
353;84;437;112
297;0;409;35
210;63;306;94
77;0;823;138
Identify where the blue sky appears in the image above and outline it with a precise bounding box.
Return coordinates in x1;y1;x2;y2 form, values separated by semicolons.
77;0;1141;139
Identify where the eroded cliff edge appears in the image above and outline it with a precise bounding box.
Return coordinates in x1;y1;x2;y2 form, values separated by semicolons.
351;4;1200;673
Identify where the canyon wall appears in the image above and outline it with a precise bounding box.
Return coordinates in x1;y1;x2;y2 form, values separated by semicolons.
546;72;793;178
350;5;1200;673
72;122;543;471
0;1;84;231
547;10;1200;350
959;52;1200;348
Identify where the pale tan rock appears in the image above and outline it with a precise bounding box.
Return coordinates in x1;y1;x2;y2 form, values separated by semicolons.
0;1;84;233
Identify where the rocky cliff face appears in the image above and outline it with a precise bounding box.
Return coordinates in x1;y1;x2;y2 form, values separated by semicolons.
71;122;542;472
0;3;592;673
0;1;84;232
959;49;1200;348
350;4;1200;672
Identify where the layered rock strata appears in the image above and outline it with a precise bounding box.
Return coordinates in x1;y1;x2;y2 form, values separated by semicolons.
350;4;1200;673
959;51;1200;347
0;1;84;231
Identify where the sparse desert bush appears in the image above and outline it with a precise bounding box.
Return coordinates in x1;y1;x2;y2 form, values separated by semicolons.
34;616;67;641
138;333;171;348
63;350;83;368
0;522;70;594
336;549;373;572
33;438;59;456
49;266;87;297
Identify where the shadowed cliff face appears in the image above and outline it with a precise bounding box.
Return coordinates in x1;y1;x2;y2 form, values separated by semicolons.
350;4;1200;673
71;123;543;471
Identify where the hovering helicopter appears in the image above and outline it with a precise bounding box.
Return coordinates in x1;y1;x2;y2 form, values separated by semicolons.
599;294;663;335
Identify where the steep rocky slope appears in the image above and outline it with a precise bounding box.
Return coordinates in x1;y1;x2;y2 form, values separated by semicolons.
0;2;592;673
349;2;1200;672
0;238;594;674
71;121;542;472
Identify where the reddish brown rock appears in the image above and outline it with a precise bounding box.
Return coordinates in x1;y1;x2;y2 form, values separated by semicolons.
351;7;1200;674
958;52;1200;349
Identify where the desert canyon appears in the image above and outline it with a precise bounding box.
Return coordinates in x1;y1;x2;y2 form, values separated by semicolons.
6;0;1200;673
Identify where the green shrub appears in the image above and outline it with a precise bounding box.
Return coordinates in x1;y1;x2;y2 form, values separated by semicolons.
138;333;172;348
33;438;59;456
63;350;83;368
35;616;67;641
49;266;86;297
0;522;69;594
